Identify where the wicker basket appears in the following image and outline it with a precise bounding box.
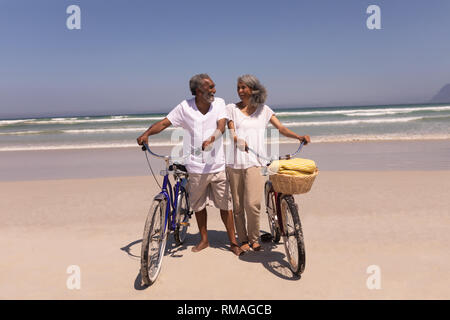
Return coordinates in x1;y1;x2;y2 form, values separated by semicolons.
269;168;319;194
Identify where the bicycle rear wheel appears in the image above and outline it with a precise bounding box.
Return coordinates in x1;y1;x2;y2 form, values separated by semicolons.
264;181;281;243
140;198;168;285
280;195;306;276
174;189;190;245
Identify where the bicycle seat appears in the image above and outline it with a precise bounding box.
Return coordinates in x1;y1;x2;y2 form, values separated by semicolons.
169;163;187;173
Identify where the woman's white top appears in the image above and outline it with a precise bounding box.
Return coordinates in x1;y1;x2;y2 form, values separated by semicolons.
226;103;274;169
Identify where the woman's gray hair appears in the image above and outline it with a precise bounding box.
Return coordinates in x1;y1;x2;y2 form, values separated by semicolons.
237;74;267;106
189;73;211;96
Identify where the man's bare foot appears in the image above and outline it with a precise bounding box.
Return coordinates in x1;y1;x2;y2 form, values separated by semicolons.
192;241;209;252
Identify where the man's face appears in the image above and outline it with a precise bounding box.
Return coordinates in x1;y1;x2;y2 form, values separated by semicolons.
197;78;216;104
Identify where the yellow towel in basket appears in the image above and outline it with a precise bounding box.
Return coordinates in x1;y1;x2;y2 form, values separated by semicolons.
269;158;317;176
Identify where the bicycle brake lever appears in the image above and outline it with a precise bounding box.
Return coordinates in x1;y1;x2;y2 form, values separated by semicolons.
141;145;147;151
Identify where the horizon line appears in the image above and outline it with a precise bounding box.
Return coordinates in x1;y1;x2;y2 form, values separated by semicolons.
1;100;449;121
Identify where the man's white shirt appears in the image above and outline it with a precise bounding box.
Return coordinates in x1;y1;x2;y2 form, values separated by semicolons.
166;97;227;174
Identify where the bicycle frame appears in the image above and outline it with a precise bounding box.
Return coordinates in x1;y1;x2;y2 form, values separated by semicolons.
157;163;188;233
142;142;188;233
268;185;286;235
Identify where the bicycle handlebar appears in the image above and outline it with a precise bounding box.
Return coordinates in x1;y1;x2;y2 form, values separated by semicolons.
247;141;305;165
142;139;305;166
141;142;201;161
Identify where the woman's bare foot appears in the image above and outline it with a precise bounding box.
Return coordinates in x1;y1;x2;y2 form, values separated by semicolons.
240;242;250;252
251;242;262;251
192;241;209;252
230;244;244;256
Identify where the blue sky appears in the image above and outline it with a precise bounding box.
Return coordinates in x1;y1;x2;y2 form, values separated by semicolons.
1;0;450;118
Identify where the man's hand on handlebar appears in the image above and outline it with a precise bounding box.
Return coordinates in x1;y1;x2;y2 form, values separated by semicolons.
137;134;149;146
202;137;214;151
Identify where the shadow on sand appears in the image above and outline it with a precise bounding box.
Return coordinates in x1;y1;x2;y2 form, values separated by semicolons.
121;229;299;290
238;232;301;281
121;230;232;290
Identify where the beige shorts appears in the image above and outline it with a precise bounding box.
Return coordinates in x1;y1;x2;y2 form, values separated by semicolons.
187;171;232;212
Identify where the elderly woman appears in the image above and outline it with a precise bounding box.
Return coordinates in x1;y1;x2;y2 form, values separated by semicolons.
226;74;310;252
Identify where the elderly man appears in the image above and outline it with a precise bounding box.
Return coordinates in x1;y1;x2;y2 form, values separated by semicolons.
137;74;243;256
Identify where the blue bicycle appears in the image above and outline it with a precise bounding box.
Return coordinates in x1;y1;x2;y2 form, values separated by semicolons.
140;142;195;285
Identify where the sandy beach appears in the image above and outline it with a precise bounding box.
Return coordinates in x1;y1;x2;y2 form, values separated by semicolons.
1;140;450;299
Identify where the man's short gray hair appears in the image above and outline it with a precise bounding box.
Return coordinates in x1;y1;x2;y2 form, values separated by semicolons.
189;73;211;96
237;74;268;107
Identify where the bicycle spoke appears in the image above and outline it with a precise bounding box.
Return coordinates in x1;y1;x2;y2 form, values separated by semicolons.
174;189;191;245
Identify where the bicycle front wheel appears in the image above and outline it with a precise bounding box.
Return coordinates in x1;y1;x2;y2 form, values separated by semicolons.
280;195;306;276
140;198;168;285
174;189;190;245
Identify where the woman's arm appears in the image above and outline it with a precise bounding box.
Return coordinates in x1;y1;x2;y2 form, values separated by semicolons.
227;120;237;143
269;115;311;145
228;120;248;152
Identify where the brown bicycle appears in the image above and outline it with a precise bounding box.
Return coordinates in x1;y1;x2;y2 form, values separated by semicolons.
248;142;306;276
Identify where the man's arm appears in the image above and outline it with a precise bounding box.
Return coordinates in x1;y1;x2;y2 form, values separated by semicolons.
216;118;226;136
201;118;227;151
137;118;172;146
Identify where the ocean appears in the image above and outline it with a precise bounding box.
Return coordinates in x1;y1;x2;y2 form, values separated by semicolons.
1;103;449;152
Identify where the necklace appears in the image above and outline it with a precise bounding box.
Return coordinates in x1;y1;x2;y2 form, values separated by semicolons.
238;102;247;109
238;103;257;116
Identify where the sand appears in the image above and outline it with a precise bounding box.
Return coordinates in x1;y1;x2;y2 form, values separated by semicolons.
1;141;450;299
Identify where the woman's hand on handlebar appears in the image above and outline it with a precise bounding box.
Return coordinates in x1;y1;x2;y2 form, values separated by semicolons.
298;135;311;145
236;137;249;152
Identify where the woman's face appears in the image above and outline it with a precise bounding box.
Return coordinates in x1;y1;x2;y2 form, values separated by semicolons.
237;81;252;103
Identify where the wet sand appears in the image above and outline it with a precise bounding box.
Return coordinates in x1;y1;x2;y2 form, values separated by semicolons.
1;140;449;181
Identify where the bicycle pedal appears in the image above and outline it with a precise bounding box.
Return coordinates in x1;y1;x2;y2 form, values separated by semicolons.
261;233;273;242
180;222;190;227
285;232;296;237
